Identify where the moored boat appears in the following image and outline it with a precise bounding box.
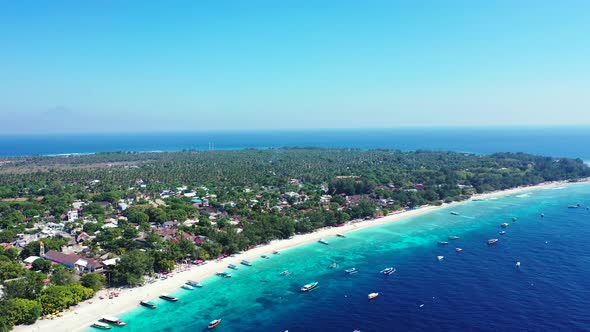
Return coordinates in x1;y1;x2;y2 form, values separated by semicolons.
450;211;460;215
516;261;521;267
499;230;506;235
273;250;280;254
208;319;222;329
216;271;232;278
241;260;253;266
368;292;379;300
488;238;499;245
501;223;509;228
568;204;580;208
228;264;239;270
186;280;203;287
101;316;126;326
280;270;290;276
140;300;157;309
159;293;178;302
181;284;194;290
380;267;395;275
261;255;270;259
301;281;319;292
448;236;460;240
438;241;449;245
437;255;444;261
318;239;329;245
92;322;111;330
336;233;346;238
345;267;358;274
455;248;463;252
512;217;518;221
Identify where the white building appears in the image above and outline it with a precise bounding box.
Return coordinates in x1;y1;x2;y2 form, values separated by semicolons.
67;210;79;221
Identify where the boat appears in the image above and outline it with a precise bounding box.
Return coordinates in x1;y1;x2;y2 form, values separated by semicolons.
280;270;290;276
140;300;157;309
437;256;444;261
186;280;203;287
216;272;232;278
228;264;239;270
92;322;111;330
499;230;506;235
512;217;518;221
336;233;346;238
208;319;222;329
381;267;395;275
318;239;329;245
368;292;379;300
516;261;521;267
541;213;545;218
261;255;270;259
455;248;463;252
181;284;194;290
345;267;358;274
450;211;460;215
568;204;580;208
438;241;449;245
273;250;280;254
448;236;460;240
159;293;178;302
301;281;319;292
501;223;509;228
328;262;338;269
241;260;253;266
100;316;126;326
487;238;499;245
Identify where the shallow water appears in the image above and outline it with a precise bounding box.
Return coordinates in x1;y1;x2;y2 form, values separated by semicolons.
106;184;590;332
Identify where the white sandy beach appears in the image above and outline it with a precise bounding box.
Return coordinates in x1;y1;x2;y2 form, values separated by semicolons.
13;180;586;332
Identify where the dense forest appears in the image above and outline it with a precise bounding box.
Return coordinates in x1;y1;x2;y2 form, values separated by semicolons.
0;149;588;331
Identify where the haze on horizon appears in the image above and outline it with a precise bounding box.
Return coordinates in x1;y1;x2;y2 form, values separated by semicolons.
1;1;589;134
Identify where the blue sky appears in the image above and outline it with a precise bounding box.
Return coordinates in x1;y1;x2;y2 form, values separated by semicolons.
1;1;589;133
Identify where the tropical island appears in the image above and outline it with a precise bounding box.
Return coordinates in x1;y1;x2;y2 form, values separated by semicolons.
0;148;589;331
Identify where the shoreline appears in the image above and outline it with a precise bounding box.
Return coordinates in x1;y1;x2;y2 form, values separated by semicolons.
13;179;588;332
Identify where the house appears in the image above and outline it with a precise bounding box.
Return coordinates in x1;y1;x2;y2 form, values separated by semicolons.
43;250;103;273
67;210;79;221
117;202;129;211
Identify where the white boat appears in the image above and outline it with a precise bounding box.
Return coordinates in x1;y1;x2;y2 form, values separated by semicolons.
438;241;449;245
92;322;111;330
186;280;203;287
437;256;444;261
181;284;194;290
159;293;179;302
499;230;506;235
487;238;499;245
345;267;358;274
301;281;319;292
380;267;395;275
100;316;126;326
368;292;379;300
501;223;509;228
455;248;463;252
318;239;329;245
516;261;521;267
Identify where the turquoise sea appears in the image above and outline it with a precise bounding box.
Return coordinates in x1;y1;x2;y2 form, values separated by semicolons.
106;183;590;332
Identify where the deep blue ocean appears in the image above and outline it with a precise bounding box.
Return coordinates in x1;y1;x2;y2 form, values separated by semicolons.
2;127;590;160
106;183;590;332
